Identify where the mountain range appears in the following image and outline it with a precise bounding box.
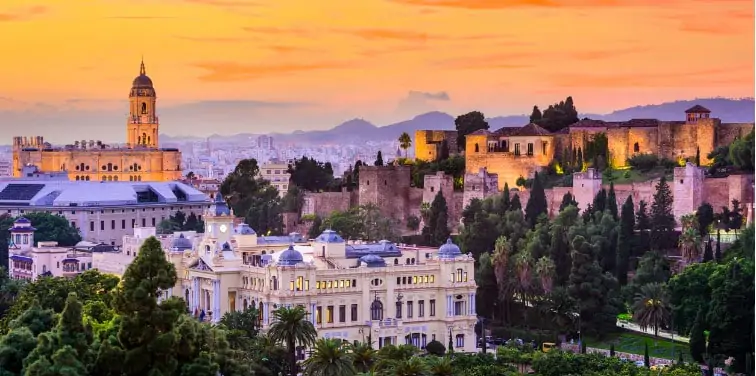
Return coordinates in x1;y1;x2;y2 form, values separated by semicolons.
165;98;754;144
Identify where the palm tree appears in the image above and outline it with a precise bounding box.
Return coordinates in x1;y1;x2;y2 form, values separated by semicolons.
351;341;376;373
373;345;418;374
678;226;701;263
632;283;670;337
302;338;356;376
385;356;430;376
535;256;556;294
424;356;453;376
514;250;534;305
492;236;516;322
398;132;412;158
267;306;318;376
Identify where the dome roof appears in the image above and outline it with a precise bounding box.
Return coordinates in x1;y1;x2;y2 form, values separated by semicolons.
130;60;156;97
14;217;30;224
222;242;231;250
132;74;153;88
278;245;303;266
209;194;231;216
234;223;256;235
438;238;462;259
172;234;193;250
359;254;386;267
317;229;344;243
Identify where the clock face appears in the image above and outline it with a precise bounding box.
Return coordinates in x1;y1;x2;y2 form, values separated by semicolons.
220;224;228;233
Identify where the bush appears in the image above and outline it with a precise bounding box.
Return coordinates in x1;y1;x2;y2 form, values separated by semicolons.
406;215;420;231
627;154;659;172
425;340;446;356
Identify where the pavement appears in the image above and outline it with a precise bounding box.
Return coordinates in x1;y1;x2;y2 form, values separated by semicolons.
616;321;689;343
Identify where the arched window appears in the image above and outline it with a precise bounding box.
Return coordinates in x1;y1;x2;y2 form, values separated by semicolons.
394;259;399;265
142;133;147;145
147;136;151;145
141;102;147;114
258;301;264;323
474;143;479;153
85;176;90;181
370;299;383;321
113;176;118;181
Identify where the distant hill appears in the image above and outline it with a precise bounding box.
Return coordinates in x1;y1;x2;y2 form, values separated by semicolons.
161;97;754;143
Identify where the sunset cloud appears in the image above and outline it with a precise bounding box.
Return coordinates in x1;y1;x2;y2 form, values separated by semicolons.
183;0;261;7
0;5;46;22
385;0;668;9
548;67;752;88
192;61;354;82
341;28;440;42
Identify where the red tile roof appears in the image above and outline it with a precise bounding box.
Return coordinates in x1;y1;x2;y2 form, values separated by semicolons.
685;104;711;113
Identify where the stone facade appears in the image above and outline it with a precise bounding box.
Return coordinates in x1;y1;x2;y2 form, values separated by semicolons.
12;60;182;182
673;163;705;221
359;165;413;225
414;130;458;162
463;168;499;212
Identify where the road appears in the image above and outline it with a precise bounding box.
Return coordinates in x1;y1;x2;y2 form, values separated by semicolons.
616;321;689;343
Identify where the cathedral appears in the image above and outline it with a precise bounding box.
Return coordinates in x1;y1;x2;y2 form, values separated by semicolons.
11;60;182;182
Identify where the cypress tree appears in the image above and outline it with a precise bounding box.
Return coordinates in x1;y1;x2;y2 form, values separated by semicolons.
593;189;607;214
572;147;578;167
607;182;618;220
644;342;650;367
530;105;542;123
616;195;635;285
650;176;675;250
580;340;587;354
714;235;722;262
374;151;384;166
582;204;594;224
559;192;578;212
525;172;548;228
428;191;450;246
499;182;511;215
577;148;584;170
702;238;713;262
695;147;701;166
610;344;615;357
689;306;707;363
510;194;522;212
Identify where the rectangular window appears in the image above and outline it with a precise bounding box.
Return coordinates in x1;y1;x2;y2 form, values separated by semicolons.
71;221;76;229
122;219;126;229
542;141;548;155
111;220;115;230
316;306;322;324
457;269;463;282
351;304;358;322
514;143;521;156
141;218;146;227
326;306;334;323
464;272;468;282
527;143;534;156
296;276;303;291
316;281;321;289
131;219;136;228
456;334;465;348
418;300;425;317
339;305;346;323
429;275;435;283
407;301;414;318
100;221;104;231
89;221;94;231
454;301;464;316
304;280;310;290
396;302;402;319
152;217;156;226
289;281;294;291
429;300;436;317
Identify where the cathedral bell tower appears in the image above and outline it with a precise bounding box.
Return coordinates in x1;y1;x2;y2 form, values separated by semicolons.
127;58;159;148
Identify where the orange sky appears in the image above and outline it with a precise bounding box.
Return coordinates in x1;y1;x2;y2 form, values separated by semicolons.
0;0;753;135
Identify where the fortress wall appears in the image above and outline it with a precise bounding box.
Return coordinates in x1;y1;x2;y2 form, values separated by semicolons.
607;128;629;168
670;123;700;161
409;187;424;221
359;165;411;224
626;128;659;162
717;123;755;146
303;191;352;218
466;153;546;191
703;178;731;211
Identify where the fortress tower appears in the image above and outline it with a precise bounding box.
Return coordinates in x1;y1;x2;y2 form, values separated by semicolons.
572;168;602;213
673;163;705;223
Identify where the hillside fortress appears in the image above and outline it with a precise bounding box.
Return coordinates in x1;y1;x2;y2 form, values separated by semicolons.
12;60;182;182
415;105;754;190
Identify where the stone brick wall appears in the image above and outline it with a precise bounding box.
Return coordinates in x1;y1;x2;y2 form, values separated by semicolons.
359;165;412;224
414;130;458;162
302;190;353;218
703;178;730;211
673;164;705;221
463;168;499;211
717;123;754;146
466;153;547;191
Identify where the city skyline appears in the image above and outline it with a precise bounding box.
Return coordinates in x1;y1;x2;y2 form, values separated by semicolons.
0;0;753;142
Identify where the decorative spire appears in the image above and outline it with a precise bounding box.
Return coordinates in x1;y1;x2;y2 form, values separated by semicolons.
139;56;146;76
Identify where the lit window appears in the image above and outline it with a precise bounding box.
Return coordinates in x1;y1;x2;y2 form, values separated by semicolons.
429;275;435;283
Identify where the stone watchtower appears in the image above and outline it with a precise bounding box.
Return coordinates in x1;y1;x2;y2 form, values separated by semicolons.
463;168;499;211
358;165;411;224
673;163;705;223
572;168;602;213
685;105;717;166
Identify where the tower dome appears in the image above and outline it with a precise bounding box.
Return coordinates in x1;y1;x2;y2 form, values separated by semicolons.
171;234;193;251
278;244;303;266
208;194;231;216
130;59;156;97
438;238;461;259
316;229;345;243
359;254;386;267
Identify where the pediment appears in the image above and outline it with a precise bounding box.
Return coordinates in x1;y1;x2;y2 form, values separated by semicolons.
189;257;214;272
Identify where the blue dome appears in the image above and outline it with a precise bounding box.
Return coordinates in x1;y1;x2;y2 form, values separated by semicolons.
359;254;386;267
438;238;462;259
14;217;30;224
172;234;193;250
278;245;303;266
210;194;231;216
222;242;231;250
317;229;344;243
234;223;256;235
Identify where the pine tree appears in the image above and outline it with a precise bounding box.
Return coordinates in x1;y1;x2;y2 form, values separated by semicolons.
607;182;618;220
510;194;522;212
559;192;578;212
498;183;511;215
616;195;635;285
427;191;450;246
593;189;607;214
374;151;384;166
702;238;713;262
650;177;675;249
112;236;183;376
525;172;548;228
689;306;707;363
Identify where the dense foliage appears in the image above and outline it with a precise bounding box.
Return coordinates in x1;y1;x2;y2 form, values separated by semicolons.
0;213;81;269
